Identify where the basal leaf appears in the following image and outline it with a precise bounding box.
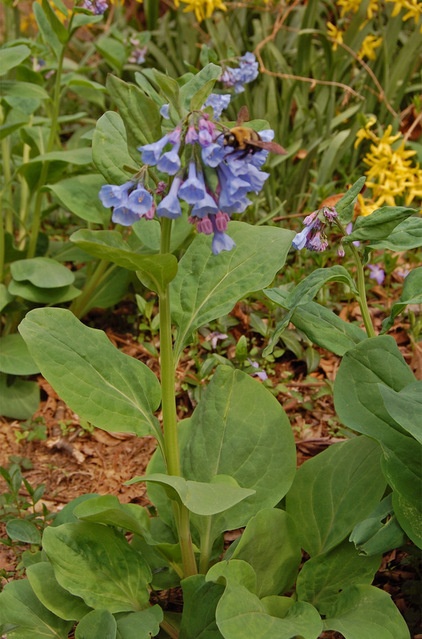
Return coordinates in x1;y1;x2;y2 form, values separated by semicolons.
392;492;422;549
215;584;323;639
379;382;422;444
381;267;422;332
19;308;161;438
0;579;73;638
47;174;110;225
11;257;74;288
180;575;225;639
116;606;163;639
43;522;152;613
296;540;381;616
227;509;301;597
323;585;410;638
286;437;386;557
26;562;91;621
0;334;40;375
75;609;116;639
0;373;40;420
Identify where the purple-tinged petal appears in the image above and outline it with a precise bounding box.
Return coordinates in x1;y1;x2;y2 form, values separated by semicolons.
368;264;385;285
99;181;133;208
127;186;154;215
178;162;206;204
212;231;236;255
157;144;181;175
156;176;183;219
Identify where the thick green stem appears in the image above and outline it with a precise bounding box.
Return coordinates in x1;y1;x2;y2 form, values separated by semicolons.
336;219;376;338
348;242;376;337
159;217;197;577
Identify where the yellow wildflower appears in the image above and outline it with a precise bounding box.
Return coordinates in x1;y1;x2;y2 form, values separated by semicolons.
358;33;383;59
327;22;344;50
386;0;422;27
336;0;379;19
354;116;377;148
356;122;422;213
174;0;227;22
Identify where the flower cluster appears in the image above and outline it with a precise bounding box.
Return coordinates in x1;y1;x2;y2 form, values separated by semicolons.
292;207;339;252
354;118;422;214
81;0;108;14
220;53;259;93
99;108;274;255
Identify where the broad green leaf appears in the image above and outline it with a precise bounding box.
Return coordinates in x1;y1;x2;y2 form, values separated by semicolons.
70;229;178;292
286;437;386;557
75;609;116;639
8;280;81;304
228;509;301;597
379;381;422;444
27;562;91;621
116;606;163;639
179;63;222;110
180;575;225;639
216;584;322;639
369;216;422;250
73;495;151;537
290;301;367;356
20;147;93;168
171;222;295;359
93;111;136;184
296;540;381;616
19;308;161;438
380;434;421;510
47;175;110;225
11;257;74;288
0;374;39;420
381;267;422;332
0;334;40;375
0;579;73;638
334;336;416;448
106;75;161;157
323;585;410;638
336;177;366;224
392;492;422;549
43;522;152;613
140;68;180;111
41;0;68;43
95;36;126;73
127;473;255;516
207;560;258;595
344;207;416;243
6;518;42;544
182;367;296;540
0;44;31;75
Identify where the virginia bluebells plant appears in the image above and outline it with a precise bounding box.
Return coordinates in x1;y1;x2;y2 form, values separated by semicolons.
81;0;108;14
99;101;275;255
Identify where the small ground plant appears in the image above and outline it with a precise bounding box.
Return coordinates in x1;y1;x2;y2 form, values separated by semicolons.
1;1;421;638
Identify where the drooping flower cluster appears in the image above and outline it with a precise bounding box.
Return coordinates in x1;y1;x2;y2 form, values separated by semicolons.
220;53;259;93
354;118;422;214
99;107;274;255
292;207;339;252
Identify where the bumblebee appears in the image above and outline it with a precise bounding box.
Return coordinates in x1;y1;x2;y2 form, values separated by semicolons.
222;106;286;156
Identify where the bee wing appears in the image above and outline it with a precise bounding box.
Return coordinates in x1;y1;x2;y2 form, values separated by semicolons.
237;105;250;125
251;140;287;155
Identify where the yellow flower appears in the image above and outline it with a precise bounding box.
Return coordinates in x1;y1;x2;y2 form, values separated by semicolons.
327;22;344;50
358;33;383;60
386;0;422;27
174;0;227;22
354;116;377;148
336;0;379;19
356;123;422;213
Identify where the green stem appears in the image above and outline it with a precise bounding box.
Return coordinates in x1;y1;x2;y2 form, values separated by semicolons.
198;516;213;574
349;242;376;337
159;217;197;578
336;219;376;338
